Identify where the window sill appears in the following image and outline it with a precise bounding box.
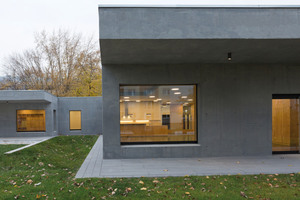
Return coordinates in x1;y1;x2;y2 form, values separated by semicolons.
121;143;201;148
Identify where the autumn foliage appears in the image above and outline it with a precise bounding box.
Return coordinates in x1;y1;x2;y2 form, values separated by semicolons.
0;29;102;97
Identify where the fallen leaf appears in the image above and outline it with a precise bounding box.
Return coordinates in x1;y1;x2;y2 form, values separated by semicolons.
139;181;144;184
206;176;209;179
34;182;41;186
26;180;33;184
185;192;190;195
153;180;159;183
240;191;247;198
140;187;147;191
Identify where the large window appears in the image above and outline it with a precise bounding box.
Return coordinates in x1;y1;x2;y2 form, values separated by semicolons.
70;111;82;130
120;85;197;144
17;110;46;132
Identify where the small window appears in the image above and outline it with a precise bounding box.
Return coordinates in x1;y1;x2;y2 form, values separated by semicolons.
17;110;46;132
70;111;81;130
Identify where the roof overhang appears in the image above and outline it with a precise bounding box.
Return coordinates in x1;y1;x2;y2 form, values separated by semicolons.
0;91;56;103
99;7;300;64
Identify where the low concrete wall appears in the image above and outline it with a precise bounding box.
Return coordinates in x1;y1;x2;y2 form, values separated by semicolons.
58;97;102;135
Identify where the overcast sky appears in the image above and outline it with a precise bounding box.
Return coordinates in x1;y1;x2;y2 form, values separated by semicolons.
1;0;300;76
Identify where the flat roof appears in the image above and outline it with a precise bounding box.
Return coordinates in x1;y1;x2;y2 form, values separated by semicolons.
99;0;300;8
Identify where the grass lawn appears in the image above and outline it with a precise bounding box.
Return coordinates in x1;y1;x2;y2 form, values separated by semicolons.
0;144;25;155
0;136;299;199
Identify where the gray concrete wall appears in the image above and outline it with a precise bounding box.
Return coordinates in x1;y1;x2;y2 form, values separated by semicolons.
0;90;56;102
58;97;102;135
102;64;300;159
99;7;300;65
0;91;102;137
0;100;58;137
99;7;300;39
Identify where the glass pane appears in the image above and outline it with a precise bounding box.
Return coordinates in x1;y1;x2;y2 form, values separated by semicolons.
272;99;300;152
120;85;197;143
17;110;46;132
70;111;81;130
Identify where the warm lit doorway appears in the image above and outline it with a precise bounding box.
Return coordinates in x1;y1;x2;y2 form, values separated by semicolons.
272;95;300;153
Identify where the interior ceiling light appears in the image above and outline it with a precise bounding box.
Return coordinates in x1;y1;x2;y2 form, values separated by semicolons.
136;100;141;102
188;99;193;101
157;98;162;101
125;100;130;102
181;96;187;98
228;52;232;61
174;92;181;95
171;88;179;91
149;96;155;98
166;102;171;104
153;100;158;102
124;97;130;99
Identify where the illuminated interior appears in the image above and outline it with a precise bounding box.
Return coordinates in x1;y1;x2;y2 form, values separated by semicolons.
120;85;197;143
70;111;82;130
272;99;300;152
17;110;46;132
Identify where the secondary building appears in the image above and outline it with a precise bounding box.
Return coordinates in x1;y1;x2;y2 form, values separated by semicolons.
0;90;102;137
99;4;300;158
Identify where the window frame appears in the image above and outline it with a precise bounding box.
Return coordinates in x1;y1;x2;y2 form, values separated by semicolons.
69;110;82;131
119;84;198;145
16;109;46;132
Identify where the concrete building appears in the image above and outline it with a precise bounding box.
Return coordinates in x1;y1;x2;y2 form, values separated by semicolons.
99;4;300;159
0;90;102;137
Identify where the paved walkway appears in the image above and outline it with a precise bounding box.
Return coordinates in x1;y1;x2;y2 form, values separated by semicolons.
3;137;55;154
0;137;54;144
76;136;300;178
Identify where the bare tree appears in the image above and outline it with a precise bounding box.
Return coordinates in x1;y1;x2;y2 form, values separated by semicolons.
0;29;102;97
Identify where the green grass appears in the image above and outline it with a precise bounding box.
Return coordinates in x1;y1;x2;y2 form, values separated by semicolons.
0;144;25;155
0;136;299;199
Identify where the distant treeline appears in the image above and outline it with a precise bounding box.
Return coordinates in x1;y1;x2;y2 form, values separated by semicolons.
0;29;102;97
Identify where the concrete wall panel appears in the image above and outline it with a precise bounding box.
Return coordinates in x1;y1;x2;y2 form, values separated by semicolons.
102;64;300;159
58;97;102;135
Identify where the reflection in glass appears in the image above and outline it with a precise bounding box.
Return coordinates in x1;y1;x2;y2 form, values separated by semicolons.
120;85;197;144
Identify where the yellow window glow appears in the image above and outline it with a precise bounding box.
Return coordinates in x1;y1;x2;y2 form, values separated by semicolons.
70;111;81;130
